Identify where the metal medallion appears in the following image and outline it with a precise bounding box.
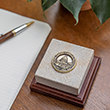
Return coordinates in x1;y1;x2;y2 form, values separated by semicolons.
51;51;76;73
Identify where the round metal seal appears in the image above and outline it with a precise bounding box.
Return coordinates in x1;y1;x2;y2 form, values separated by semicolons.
51;51;76;73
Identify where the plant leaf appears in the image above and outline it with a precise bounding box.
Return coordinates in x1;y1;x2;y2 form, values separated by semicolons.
42;0;48;6
90;0;110;24
42;0;57;12
27;0;33;2
60;0;86;25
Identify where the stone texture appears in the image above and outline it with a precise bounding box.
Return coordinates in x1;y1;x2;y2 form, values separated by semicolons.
35;39;94;95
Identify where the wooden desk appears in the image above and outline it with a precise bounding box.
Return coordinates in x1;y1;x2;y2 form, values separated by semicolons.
0;0;110;110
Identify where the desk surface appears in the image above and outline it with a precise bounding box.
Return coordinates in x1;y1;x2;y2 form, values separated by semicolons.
0;0;110;110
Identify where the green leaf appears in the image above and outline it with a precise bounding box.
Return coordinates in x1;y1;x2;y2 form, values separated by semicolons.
60;0;86;25
42;0;48;6
90;0;110;24
42;0;57;12
27;0;33;2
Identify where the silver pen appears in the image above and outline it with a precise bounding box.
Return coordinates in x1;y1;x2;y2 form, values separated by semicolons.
0;21;34;44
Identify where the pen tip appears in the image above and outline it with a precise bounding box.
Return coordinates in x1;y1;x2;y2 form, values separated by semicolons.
26;21;34;27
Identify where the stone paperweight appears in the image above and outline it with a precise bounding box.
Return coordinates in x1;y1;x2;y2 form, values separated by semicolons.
30;39;101;107
35;39;94;95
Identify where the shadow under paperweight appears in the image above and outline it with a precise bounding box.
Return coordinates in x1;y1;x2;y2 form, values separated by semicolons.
30;39;101;107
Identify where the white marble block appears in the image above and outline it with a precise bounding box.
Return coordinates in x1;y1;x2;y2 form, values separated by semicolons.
35;39;94;95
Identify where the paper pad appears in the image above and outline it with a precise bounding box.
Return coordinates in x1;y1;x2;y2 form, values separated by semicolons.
0;9;51;110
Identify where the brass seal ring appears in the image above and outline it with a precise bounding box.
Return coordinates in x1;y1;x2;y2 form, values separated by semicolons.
51;51;76;73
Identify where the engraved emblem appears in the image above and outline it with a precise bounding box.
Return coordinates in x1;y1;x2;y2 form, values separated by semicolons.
51;52;76;73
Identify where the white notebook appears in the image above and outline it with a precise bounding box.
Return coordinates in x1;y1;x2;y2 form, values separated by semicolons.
0;9;51;110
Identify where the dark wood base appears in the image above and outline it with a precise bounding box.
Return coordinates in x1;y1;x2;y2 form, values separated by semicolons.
30;56;101;107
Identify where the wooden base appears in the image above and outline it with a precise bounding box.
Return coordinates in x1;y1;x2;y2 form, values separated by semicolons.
30;56;101;107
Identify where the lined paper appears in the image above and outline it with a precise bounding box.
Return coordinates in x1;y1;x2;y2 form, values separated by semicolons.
0;9;51;110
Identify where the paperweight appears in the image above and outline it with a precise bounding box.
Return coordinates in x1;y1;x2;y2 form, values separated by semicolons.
34;39;94;95
30;39;101;107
